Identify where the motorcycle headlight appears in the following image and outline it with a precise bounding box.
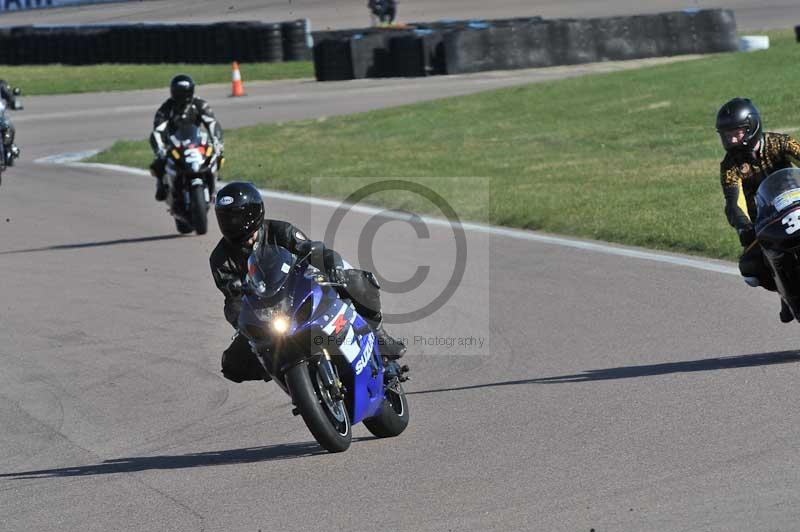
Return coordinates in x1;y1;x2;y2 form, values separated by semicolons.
271;314;290;335
253;307;291;335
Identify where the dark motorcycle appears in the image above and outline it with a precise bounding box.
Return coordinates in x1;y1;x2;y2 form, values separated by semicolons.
238;243;410;453
0;87;23;186
754;167;800;320
162;122;220;235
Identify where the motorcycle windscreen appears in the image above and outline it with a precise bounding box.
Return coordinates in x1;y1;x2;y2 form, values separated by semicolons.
246;245;296;303
755;168;800;231
169;122;207;148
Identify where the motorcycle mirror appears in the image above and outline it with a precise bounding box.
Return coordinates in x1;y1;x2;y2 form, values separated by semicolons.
297;241;325;266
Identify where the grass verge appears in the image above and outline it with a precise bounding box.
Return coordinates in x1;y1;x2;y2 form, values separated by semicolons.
1;62;312;95
89;30;800;260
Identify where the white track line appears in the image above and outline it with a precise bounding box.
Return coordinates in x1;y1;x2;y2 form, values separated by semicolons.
36;155;740;277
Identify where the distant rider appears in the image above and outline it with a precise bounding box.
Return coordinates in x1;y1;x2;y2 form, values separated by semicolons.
0;79;21;166
150;74;223;201
210;181;406;383
368;0;397;25
717;97;800;322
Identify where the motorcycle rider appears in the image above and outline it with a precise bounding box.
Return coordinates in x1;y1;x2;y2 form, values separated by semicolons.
717;97;800;322
150;74;223;202
210;181;406;383
0;79;21;166
368;0;397;25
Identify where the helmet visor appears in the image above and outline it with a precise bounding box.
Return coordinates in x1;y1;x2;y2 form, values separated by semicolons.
719;127;747;151
171;82;193;106
217;212;250;242
217;203;263;242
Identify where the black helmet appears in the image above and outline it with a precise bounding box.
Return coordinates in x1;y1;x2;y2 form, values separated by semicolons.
716;97;763;154
170;74;195;106
215;182;265;243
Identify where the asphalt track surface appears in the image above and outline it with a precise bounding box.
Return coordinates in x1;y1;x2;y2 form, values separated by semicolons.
4;4;800;532
1;0;800;31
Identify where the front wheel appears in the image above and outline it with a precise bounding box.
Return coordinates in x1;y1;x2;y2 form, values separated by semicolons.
0;142;6;186
190;186;208;235
175;218;193;234
285;360;351;453
363;379;409;438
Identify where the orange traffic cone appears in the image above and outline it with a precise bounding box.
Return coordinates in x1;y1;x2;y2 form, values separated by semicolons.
230;61;245;97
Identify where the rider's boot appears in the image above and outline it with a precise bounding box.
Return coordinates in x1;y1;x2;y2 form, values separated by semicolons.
151;157;167;201
366;313;406;360
6;144;18;166
780;299;794;323
154;176;167;202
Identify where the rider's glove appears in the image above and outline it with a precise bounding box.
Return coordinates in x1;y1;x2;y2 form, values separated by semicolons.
225;279;243;297
738;226;757;248
156;148;167;160
327;266;347;285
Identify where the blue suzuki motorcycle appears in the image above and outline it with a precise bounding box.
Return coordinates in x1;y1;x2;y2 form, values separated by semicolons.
238;243;409;453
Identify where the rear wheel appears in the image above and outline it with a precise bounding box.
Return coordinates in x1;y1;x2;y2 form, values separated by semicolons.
285;359;351;453
363;378;409;438
190;186;208;235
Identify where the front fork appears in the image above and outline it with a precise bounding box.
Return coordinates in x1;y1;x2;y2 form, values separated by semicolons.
185;177;211;206
318;349;345;401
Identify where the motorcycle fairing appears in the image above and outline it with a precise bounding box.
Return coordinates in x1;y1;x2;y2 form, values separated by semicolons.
240;254;386;424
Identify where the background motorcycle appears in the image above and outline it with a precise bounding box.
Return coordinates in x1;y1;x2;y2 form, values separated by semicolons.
754;167;800;321
238;243;410;453
0;87;23;186
163;122;219;235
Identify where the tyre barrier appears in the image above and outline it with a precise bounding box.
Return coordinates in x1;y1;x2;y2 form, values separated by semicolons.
390;29;446;77
350;29;411;79
313;36;354;81
0;20;312;64
313;9;738;81
282;19;311;61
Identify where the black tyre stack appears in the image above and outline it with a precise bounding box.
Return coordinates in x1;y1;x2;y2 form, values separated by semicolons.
312;9;739;80
350;29;408;79
10;26;33;65
0;20;313;66
313;32;354;81
548;18;599;66
691;8;738;53
225;22;248;62
282;19;311;61
390;29;446;77
0;12;736;69
0;28;11;65
260;22;285;62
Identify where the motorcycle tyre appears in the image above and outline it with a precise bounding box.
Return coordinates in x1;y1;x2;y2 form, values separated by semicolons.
363;380;409;438
285;361;352;453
